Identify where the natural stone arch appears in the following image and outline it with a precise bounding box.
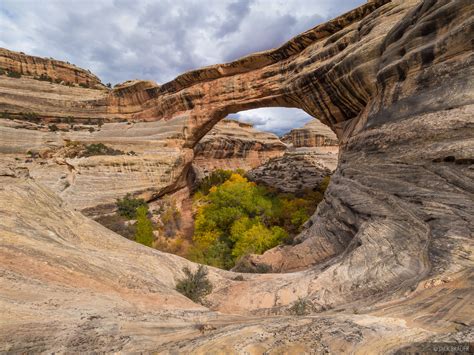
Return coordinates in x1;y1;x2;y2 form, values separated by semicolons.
1;0;472;316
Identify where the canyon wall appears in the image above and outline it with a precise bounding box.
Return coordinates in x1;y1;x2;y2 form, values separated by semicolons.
0;0;473;352
248;118;339;193
193;118;286;177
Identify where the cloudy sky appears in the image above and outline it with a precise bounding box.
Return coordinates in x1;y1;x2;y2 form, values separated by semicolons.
0;0;364;135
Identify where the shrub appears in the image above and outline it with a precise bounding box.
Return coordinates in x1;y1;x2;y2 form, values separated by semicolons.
232;257;272;273
196;169;233;195
79;82;89;88
48;124;59;132
0;68;5;75
161;201;182;238
7;70;21;78
116;194;147;219
106;83;112;88
135;206;154;247
83;143;125;156
175;265;212;304
319;176;330;193
95;214;136;240
289;297;311;316
37;73;52;82
23;112;39;122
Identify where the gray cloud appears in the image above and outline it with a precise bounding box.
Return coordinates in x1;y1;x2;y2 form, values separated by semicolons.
0;0;364;134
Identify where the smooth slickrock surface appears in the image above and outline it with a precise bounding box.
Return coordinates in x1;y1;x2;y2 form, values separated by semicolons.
0;0;473;352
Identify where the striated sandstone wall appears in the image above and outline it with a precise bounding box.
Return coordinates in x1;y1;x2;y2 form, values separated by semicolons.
283;119;339;147
193;118;286;177
0;48;105;88
0;0;473;351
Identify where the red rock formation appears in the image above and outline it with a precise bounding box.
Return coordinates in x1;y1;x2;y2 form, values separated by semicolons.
0;47;105;88
0;0;473;352
193;118;286;176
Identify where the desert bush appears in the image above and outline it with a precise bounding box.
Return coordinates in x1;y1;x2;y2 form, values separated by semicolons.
161;201;182;238
48;124;59;132
232;257;272;274
37;73;52;82
196;169;233;195
78;82;89;88
23;112;39;122
135;206;154;247
95;214;135;240
116;194;147;219
319;176;330;193
7;70;21;78
175;265;212;304
289;297;311;316
0;68;5;75
83;143;125;157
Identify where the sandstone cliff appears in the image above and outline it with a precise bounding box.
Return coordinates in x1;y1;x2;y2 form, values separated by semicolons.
283;118;339;147
193;118;286;177
0;48;105;89
0;0;473;352
248;118;339;193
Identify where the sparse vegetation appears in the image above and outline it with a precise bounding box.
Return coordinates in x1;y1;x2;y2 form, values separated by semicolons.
175;265;213;304
134;206;154;247
116;194;148;219
160;200;182;238
36;73;53;82
289;297;311;316
83;143;125;157
24;112;40;123
7;70;21;78
48;124;59;132
95;214;136;240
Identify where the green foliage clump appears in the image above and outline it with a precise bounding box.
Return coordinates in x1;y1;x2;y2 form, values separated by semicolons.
134;206;154;247
36;73;52;82
0;68;5;75
116;194;148;219
196;169;234;195
7;70;21;78
23;112;39;122
175;265;213;304
289;297;311;316
95;214;135;240
189;171;328;270
83;143;125;157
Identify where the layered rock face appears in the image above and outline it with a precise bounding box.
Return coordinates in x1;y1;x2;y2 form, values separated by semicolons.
0;48;104;88
193;118;286;177
283;119;339;147
1;0;473;352
248;118;339;193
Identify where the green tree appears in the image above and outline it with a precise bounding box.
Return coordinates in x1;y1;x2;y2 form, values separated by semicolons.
135;206;154;247
175;265;213;304
116;194;147;219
